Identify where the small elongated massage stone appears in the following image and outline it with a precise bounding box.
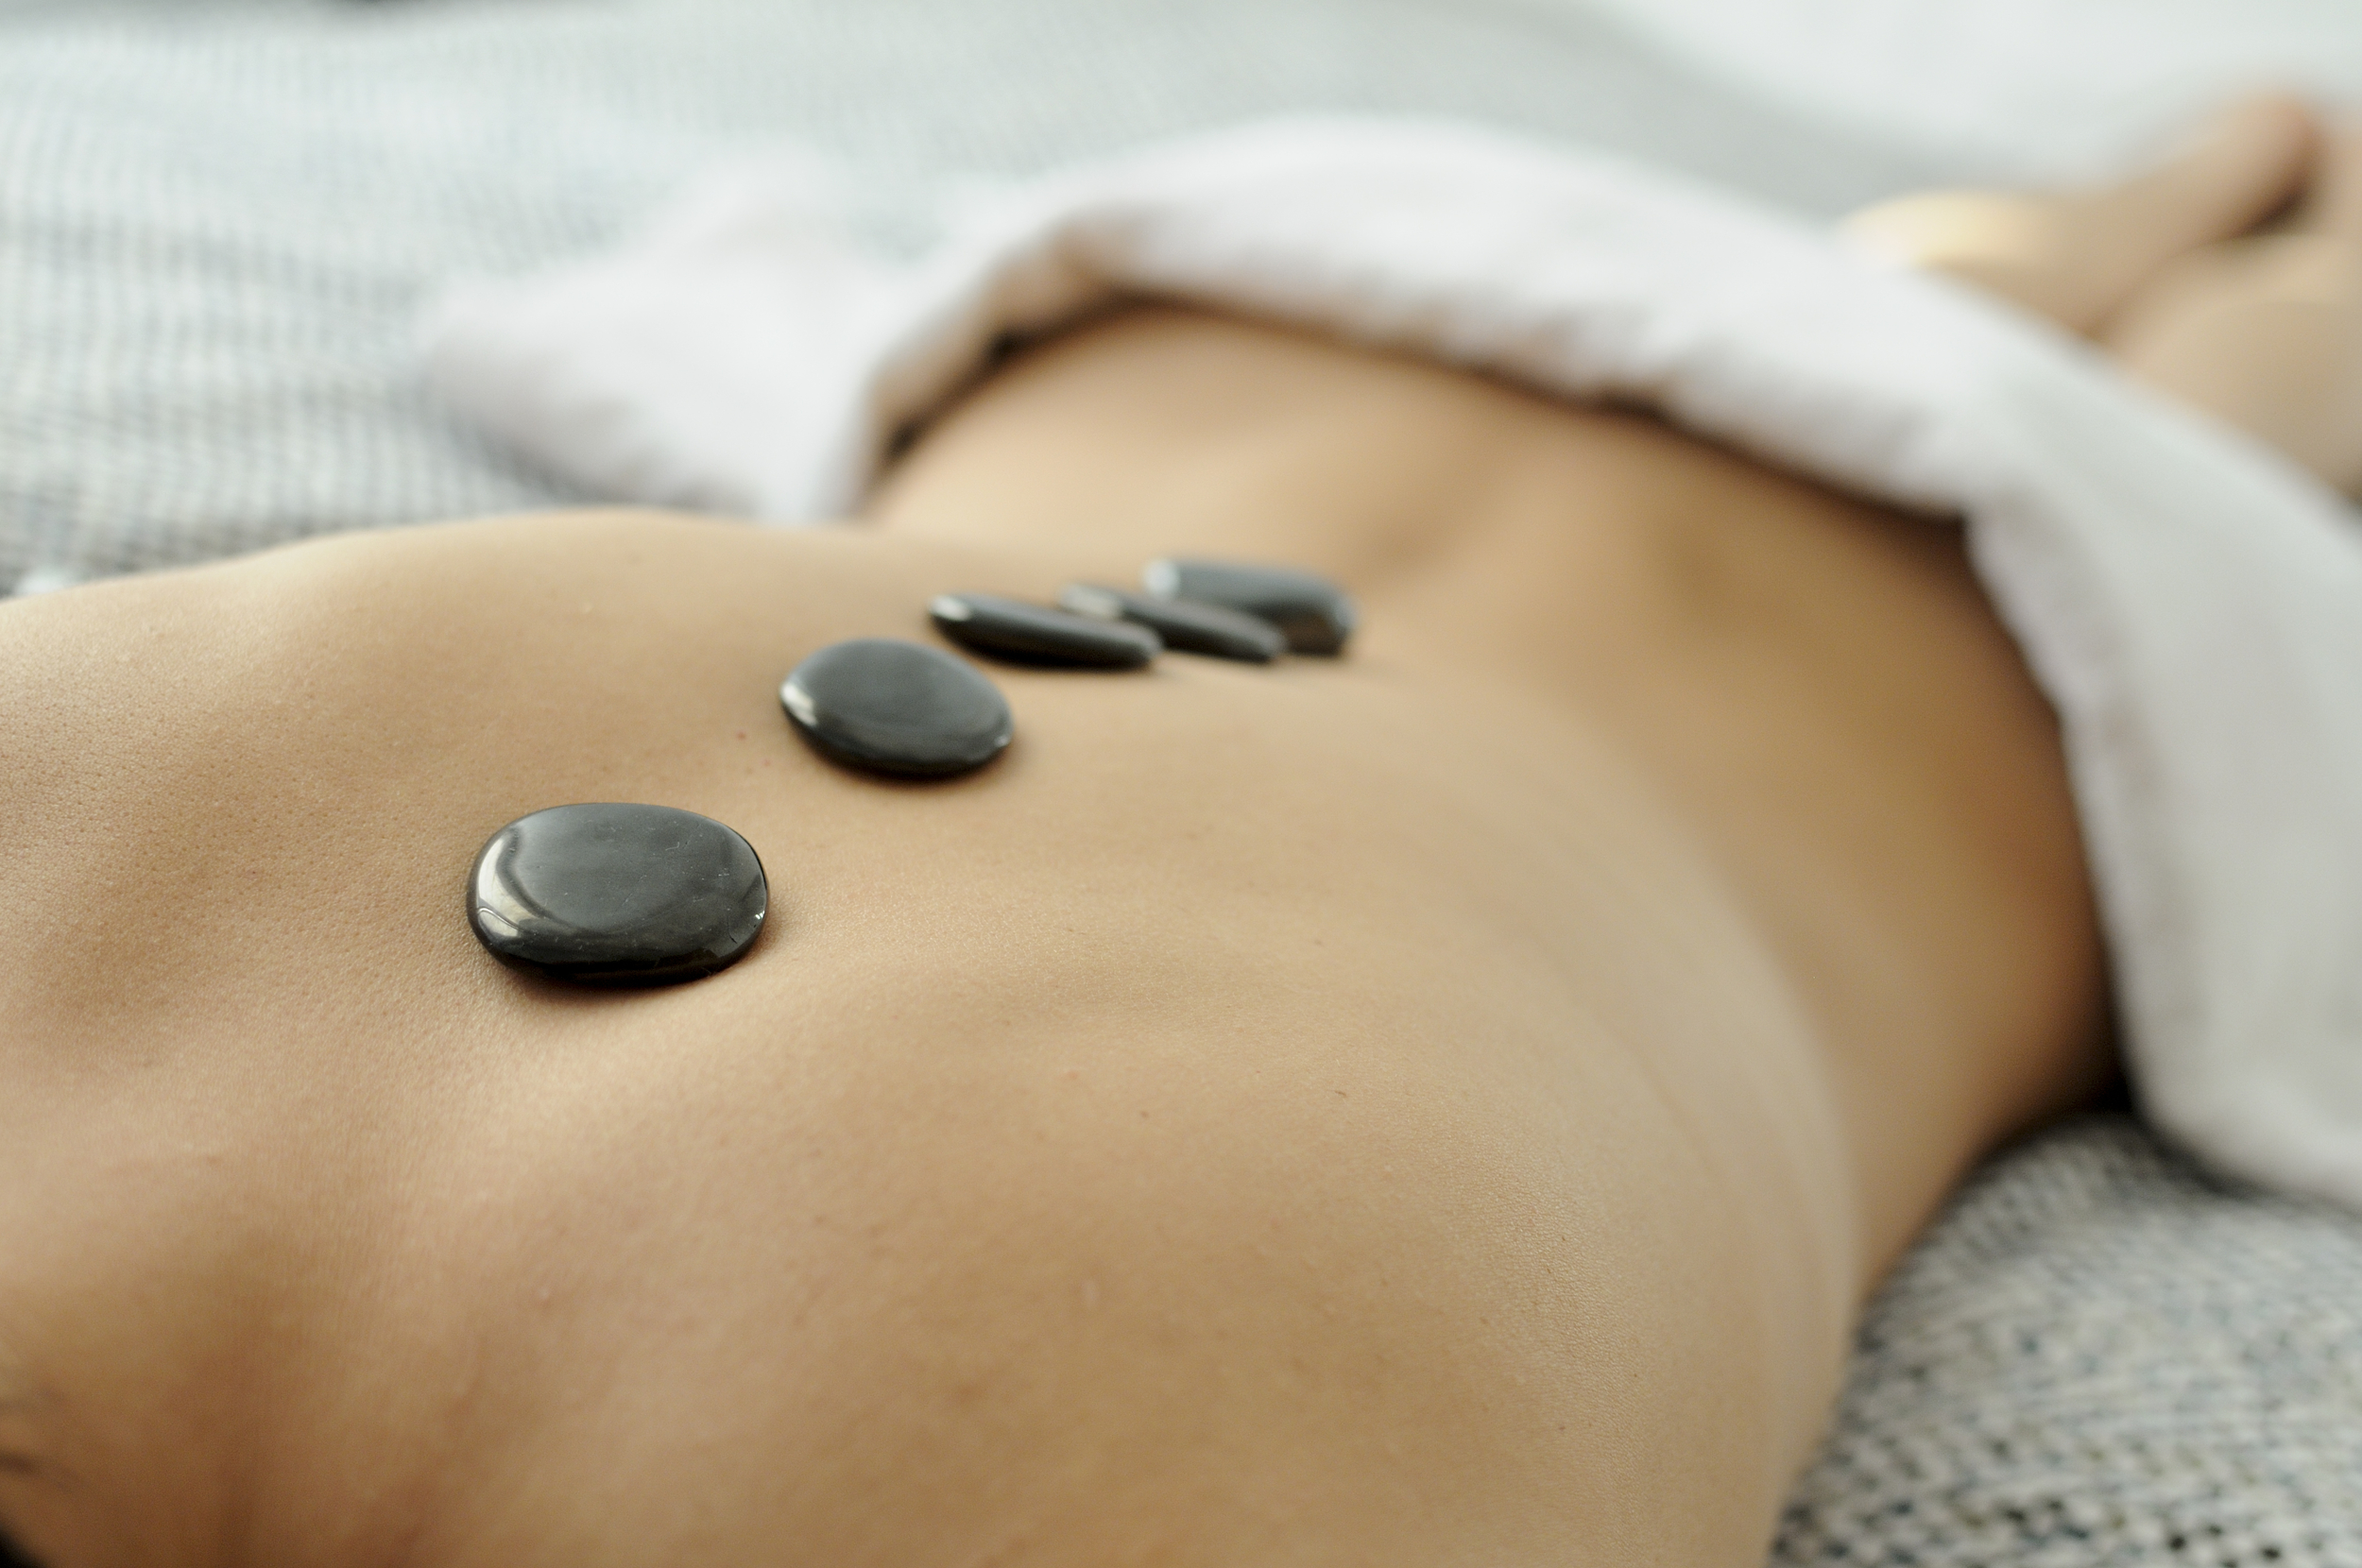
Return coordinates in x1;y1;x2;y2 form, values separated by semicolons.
1141;557;1357;656
930;592;1160;669
1057;583;1284;663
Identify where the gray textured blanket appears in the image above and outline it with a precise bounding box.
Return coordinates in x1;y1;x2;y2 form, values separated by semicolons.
3;3;2355;1561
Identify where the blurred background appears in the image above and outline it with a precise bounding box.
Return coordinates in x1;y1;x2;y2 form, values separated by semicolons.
0;0;1940;588
8;0;2353;587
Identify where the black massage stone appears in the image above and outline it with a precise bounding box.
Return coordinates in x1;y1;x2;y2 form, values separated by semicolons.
781;637;1014;777
1143;557;1358;656
1057;582;1285;663
469;803;767;986
930;592;1160;669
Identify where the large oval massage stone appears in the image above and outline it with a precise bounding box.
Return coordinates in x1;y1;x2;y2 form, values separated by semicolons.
469;803;768;986
780;637;1014;778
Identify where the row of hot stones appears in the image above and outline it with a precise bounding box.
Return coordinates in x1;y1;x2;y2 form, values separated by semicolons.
467;558;1357;987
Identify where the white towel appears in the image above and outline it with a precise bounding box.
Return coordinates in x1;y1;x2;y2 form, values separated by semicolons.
424;117;2362;1211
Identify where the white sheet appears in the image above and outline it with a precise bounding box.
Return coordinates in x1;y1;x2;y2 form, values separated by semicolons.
424;117;2362;1211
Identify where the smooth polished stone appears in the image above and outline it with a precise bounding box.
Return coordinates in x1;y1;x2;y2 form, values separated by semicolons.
930;592;1160;669
1142;557;1358;656
470;804;767;987
1057;582;1285;664
781;637;1014;777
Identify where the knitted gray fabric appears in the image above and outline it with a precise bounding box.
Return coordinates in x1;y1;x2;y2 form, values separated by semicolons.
4;3;2356;1561
1776;1119;2362;1566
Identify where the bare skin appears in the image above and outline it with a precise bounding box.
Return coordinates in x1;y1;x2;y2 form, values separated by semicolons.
0;101;2348;1568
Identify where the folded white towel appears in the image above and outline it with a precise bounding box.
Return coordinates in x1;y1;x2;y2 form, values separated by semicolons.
424;117;2362;1211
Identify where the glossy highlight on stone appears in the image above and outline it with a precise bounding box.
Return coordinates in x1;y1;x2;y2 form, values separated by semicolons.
469;804;767;987
1142;557;1358;656
1058;582;1285;663
930;592;1159;669
781;637;1014;777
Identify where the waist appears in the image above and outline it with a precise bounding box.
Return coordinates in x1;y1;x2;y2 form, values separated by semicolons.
871;299;2113;1266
